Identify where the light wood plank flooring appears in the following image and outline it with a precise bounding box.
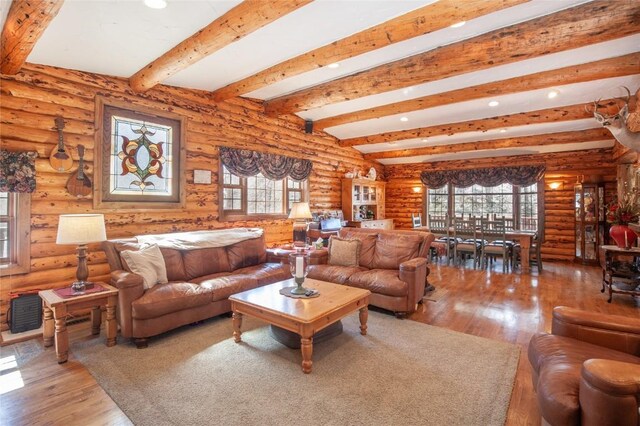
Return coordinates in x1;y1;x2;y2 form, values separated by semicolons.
1;261;638;425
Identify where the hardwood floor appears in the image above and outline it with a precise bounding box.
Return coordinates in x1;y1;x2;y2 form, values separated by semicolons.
1;260;638;425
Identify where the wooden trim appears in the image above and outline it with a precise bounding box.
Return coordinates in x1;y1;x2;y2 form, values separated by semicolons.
0;0;64;75
340;100;625;147
0;194;31;277
211;0;527;101
265;1;639;115
316;53;640;130
363;128;612;160
93;96;187;210
129;0;312;92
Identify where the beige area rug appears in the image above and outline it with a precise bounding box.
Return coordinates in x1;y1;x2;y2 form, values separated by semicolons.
72;312;519;426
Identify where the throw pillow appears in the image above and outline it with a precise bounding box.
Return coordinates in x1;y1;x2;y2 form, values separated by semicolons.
328;237;361;267
120;244;168;289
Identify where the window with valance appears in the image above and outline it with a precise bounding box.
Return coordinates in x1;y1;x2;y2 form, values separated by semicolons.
219;147;312;220
0;151;35;275
423;165;545;236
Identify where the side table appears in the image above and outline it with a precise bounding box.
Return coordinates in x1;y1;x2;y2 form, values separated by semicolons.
39;283;118;363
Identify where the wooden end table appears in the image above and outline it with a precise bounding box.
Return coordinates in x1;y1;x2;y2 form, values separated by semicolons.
229;278;370;374
39;283;118;363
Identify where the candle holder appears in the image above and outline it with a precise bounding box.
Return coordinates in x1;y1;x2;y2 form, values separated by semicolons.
289;251;310;295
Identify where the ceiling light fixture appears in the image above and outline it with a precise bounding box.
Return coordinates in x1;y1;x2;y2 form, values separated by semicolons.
388;141;396;145
400;117;409;122
547;89;559;99
450;21;466;28
327;63;340;69
144;0;167;9
499;128;507;133
422;138;428;142
488;100;500;107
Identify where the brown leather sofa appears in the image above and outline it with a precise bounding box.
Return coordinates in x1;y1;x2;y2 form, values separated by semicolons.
306;227;435;317
102;231;291;347
528;306;640;426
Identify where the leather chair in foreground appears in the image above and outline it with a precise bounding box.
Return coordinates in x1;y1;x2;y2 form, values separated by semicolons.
528;306;640;425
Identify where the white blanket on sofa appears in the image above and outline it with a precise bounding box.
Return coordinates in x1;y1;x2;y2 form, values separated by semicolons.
136;228;264;250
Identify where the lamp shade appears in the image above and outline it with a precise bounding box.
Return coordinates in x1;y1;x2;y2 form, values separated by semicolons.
288;202;313;220
56;214;107;245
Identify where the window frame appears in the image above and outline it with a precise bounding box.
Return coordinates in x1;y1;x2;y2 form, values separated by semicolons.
218;164;309;222
426;181;543;233
0;193;31;277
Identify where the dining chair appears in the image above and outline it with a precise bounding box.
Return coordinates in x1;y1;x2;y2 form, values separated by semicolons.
481;218;512;273
453;218;482;268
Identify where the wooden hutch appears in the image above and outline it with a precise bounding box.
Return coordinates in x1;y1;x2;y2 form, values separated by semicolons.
341;178;393;230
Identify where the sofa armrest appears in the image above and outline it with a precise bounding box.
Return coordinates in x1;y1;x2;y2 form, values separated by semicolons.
552;306;640;355
308;249;328;265
399;257;427;309
110;270;145;339
579;359;640;426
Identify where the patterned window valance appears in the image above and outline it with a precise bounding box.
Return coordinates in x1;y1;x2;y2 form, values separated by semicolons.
420;165;545;189
219;146;312;181
0;151;37;193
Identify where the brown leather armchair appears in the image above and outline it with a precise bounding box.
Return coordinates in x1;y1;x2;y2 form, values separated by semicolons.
528;306;640;426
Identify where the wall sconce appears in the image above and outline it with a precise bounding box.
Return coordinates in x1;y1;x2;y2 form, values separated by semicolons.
412;186;423;193
548;182;563;190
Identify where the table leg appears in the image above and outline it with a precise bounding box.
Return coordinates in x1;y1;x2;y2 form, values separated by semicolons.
300;337;313;374
43;306;54;347
359;306;368;336
520;237;531;274
53;305;68;364
105;295;117;347
91;306;102;335
232;312;243;343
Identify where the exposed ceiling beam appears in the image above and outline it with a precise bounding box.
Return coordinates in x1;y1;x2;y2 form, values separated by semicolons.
129;0;312;93
211;0;528;102
315;53;640;130
340;100;624;147
0;0;64;75
264;0;640;116
362;128;612;160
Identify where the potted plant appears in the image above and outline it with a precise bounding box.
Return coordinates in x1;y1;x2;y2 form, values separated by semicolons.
606;192;640;248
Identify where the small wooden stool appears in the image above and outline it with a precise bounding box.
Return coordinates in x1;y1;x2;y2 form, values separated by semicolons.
39;283;118;363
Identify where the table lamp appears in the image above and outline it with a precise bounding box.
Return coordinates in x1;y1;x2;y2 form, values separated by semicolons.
288;202;313;247
56;214;107;293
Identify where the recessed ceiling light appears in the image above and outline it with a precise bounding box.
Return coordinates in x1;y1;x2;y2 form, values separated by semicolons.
422;138;428;142
400;117;409;122
388;141;396;145
488;100;499;107
327;63;340;69
144;0;167;9
499;128;507;133
450;21;466;28
547;89;559;99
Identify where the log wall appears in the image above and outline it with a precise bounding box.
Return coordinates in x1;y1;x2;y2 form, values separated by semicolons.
385;148;617;261
0;64;381;331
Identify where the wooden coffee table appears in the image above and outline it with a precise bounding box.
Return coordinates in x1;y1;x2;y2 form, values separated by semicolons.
229;278;370;374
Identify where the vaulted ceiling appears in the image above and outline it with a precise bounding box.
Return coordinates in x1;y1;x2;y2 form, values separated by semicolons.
1;0;638;165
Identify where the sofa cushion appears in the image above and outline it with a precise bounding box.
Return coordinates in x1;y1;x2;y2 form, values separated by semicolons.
120;244;168;289
307;264;367;284
328;237;361;267
197;275;260;302
347;269;409;297
233;263;291;285
338;229;377;268
131;282;212;319
372;233;423;270
227;235;267;271
528;333;640;425
182;247;230;280
159;247;187;282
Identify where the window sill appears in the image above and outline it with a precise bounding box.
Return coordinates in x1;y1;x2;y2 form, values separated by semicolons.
220;213;289;222
0;263;30;277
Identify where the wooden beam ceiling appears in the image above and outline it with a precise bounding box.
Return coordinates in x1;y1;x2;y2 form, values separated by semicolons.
211;0;528;102
0;0;64;75
363;128;612;160
315;53;640;130
264;0;640;116
129;0;312;93
340;100;624;147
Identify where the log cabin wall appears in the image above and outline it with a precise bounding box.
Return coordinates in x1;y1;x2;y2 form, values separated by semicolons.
385;148;616;261
0;64;381;331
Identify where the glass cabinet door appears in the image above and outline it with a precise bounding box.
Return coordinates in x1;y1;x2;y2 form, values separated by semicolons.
583;186;596;222
353;185;361;202
575;190;582;221
362;186;370;202
584;224;596;260
576;225;582;258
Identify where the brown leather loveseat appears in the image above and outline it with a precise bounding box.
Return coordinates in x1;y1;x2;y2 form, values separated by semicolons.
307;227;435;317
102;229;291;347
528;306;640;426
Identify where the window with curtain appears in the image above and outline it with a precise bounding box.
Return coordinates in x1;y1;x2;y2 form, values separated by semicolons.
220;165;308;220
427;183;539;230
